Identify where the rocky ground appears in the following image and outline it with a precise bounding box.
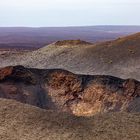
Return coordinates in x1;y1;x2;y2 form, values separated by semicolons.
0;65;140;116
0;99;140;140
0;33;140;140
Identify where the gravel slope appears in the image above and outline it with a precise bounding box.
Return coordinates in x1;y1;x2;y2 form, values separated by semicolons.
0;33;140;80
0;98;140;140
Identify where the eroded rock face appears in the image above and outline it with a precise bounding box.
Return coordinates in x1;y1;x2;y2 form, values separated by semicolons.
0;65;140;116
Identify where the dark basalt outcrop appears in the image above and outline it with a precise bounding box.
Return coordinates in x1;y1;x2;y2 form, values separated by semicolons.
0;65;140;116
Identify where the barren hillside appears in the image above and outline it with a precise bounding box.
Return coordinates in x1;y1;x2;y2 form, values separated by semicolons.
0;33;140;80
0;98;139;140
23;33;140;80
0;32;140;140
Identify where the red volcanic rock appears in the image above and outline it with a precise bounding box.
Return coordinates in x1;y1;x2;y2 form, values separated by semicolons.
0;65;139;116
0;66;13;80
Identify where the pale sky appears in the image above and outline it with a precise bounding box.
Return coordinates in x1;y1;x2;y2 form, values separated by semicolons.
0;0;140;27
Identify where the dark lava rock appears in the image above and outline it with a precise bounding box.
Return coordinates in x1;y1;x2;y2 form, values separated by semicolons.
0;65;139;116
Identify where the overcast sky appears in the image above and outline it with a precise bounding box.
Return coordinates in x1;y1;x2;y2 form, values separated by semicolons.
0;0;140;27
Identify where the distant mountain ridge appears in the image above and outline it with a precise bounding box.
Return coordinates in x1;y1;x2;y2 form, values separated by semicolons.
0;26;140;49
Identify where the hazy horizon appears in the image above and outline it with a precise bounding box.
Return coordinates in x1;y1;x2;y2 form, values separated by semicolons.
0;25;140;28
0;0;140;27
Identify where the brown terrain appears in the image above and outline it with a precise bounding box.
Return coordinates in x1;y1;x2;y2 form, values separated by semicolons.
0;65;140;116
0;30;140;140
0;98;139;140
0;32;140;80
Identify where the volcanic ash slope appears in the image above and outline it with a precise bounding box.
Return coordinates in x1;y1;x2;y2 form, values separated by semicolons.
0;98;140;140
0;33;140;80
20;33;140;80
